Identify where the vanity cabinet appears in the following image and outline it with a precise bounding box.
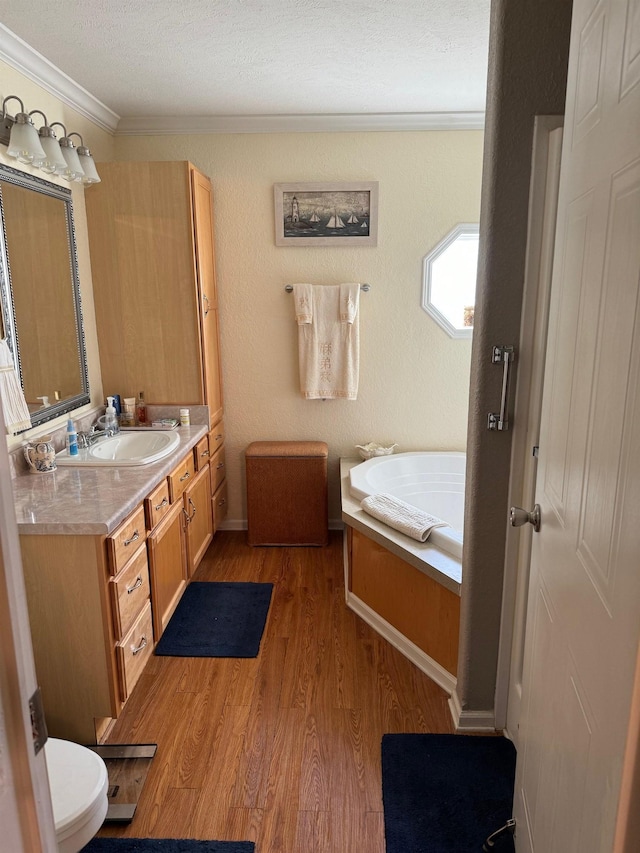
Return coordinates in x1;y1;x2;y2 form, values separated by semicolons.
19;437;217;744
85;161;224;424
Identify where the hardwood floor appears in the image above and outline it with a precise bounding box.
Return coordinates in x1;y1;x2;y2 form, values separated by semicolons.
99;531;455;851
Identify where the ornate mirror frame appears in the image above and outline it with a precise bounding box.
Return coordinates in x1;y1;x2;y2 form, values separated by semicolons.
0;163;90;430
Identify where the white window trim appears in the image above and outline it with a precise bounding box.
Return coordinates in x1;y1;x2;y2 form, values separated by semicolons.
422;223;479;339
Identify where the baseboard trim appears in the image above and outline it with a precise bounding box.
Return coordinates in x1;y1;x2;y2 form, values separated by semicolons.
218;518;344;532
448;689;497;731
346;591;457;696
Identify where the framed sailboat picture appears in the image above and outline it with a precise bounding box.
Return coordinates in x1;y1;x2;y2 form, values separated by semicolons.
274;181;378;246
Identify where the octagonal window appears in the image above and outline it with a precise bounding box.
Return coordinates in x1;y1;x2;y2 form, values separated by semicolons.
422;224;479;339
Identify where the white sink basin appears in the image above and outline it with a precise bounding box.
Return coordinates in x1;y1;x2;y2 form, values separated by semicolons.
56;430;181;467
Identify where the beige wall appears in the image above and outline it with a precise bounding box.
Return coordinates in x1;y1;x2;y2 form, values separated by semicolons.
0;60;114;449
114;130;484;521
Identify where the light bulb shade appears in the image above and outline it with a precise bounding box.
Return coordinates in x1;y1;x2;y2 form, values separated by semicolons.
6;118;47;165
37;135;68;175
59;141;84;181
76;148;101;184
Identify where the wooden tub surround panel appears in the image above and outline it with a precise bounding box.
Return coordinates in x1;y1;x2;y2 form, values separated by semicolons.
348;528;460;676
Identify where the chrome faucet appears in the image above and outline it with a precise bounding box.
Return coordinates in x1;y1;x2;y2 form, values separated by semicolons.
77;422;119;449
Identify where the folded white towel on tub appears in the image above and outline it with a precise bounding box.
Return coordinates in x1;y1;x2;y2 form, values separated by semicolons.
361;492;449;542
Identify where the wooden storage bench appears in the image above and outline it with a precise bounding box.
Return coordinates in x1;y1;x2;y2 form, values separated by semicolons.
245;441;328;546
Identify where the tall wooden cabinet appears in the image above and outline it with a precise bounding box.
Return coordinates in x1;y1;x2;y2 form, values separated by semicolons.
85;161;223;424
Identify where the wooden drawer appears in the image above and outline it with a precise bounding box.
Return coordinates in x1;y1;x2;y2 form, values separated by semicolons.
145;477;171;529
168;452;196;503
110;544;150;640
209;421;224;452
210;444;226;493
194;435;212;471
107;505;147;575
116;600;153;702
212;479;228;532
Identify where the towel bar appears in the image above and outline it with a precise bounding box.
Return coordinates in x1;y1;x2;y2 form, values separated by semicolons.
284;283;370;293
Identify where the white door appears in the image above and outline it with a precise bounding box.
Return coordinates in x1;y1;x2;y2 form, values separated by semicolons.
514;0;640;850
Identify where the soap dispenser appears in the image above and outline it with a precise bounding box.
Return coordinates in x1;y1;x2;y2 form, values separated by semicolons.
103;396;119;432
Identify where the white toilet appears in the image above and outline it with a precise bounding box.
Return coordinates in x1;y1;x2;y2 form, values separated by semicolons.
44;737;109;853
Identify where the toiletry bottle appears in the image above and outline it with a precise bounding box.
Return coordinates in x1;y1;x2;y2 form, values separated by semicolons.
104;396;119;432
136;391;147;425
66;418;79;456
122;397;135;427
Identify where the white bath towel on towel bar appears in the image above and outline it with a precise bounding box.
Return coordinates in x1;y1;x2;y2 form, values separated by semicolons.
361;492;449;542
292;283;360;399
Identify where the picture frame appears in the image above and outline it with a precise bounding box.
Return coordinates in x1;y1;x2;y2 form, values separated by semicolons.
274;181;378;246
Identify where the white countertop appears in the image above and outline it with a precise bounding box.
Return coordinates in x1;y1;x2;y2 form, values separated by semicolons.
340;458;462;595
13;425;208;536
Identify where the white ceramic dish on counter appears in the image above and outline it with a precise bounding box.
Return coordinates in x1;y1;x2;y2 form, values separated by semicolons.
355;442;398;460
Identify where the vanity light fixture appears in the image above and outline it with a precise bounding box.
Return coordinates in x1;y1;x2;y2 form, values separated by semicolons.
68;133;101;184
27;110;68;175
50;123;84;182
0;95;100;186
1;96;47;166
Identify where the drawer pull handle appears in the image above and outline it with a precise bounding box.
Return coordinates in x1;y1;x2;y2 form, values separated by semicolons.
179;471;191;482
131;636;147;656
218;498;226;506
202;449;210;457
127;576;143;595
216;462;224;470
203;293;211;317
154;497;169;511
214;434;223;441
123;530;140;547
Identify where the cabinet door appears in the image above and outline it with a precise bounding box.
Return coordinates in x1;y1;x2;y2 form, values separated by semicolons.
191;169;224;424
212;479;228;533
184;463;213;577
210;443;226;494
85;161;204;404
148;499;186;641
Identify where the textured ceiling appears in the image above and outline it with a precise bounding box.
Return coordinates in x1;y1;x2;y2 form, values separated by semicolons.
1;0;490;122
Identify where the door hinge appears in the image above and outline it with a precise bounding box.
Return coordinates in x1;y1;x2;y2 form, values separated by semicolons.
29;687;48;755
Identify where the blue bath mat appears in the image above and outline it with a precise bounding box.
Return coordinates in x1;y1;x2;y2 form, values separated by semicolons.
154;581;273;657
382;733;516;852
81;841;254;852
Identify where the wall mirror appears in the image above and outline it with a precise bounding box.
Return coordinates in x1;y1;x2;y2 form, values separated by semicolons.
0;163;89;430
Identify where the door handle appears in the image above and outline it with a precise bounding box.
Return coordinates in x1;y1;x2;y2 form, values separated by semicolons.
509;504;541;532
488;345;515;431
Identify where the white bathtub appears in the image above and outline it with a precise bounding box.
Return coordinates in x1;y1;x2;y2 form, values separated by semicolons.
349;451;465;560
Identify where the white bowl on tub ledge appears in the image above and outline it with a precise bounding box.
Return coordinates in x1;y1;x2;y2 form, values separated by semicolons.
355;442;398;460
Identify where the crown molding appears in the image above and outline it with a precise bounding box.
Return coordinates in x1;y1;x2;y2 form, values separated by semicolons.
0;25;484;137
115;111;485;135
0;24;119;133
